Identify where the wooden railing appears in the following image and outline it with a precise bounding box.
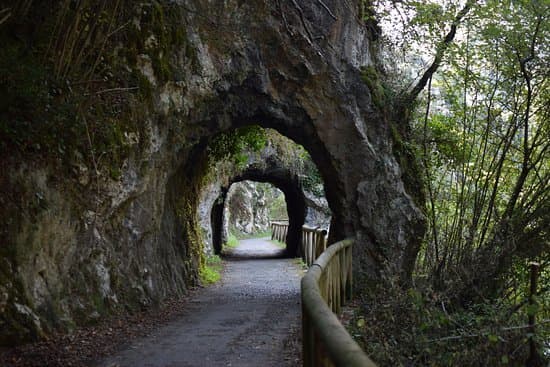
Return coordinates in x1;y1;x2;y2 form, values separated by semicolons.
271;220;288;243
271;221;328;266
269;221;375;365
301;225;327;266
301;239;377;367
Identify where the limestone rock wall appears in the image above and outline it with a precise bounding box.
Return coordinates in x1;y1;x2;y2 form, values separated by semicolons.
305;193;331;229
0;0;425;344
226;181;271;235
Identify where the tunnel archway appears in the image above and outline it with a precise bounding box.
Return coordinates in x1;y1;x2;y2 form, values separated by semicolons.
211;169;306;257
197;126;329;260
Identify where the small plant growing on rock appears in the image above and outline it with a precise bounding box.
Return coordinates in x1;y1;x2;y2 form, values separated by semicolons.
199;255;223;285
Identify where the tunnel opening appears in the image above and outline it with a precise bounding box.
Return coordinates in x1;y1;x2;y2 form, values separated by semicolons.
200;127;331;260
217;178;303;258
223;181;288;257
225;182;286;242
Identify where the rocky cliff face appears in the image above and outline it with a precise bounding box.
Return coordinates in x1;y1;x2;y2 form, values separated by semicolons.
226;181;271;236
223;180;330;237
305;193;331;229
0;0;424;344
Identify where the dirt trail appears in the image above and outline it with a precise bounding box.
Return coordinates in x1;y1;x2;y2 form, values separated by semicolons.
97;238;303;367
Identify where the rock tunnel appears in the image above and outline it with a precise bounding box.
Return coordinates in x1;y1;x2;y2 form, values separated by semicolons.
210;164;307;257
0;0;425;344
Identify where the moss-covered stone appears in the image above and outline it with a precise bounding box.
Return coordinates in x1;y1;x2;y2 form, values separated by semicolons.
360;65;389;109
389;123;426;209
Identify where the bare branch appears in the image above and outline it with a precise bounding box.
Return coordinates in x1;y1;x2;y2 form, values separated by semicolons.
406;1;476;102
94;86;139;95
426;319;550;343
0;8;11;26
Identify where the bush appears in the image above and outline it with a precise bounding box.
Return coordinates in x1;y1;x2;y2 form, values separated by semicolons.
350;280;548;366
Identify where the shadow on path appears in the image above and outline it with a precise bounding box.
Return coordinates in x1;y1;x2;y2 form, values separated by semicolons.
97;238;303;367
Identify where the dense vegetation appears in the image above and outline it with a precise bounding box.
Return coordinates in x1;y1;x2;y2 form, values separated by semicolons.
207;126;268;169
354;1;549;365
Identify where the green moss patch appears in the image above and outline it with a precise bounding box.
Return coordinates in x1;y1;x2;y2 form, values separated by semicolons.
360;65;390;109
199;255;223;285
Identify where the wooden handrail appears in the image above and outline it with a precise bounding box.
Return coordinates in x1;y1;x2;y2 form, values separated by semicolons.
269;223;375;365
301;239;377;367
270;221;328;266
270;218;289;223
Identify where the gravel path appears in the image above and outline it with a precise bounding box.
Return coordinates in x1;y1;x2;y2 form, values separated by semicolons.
97;238;303;367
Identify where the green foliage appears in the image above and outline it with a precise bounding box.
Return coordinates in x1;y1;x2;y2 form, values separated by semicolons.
353;283;548;366
0;1;149;176
0;38;137;166
207;126;267;169
372;0;467;88
360;65;389;108
225;233;239;249
296;148;324;196
268;195;288;220
199;255;222;285
424;113;463;164
359;0;376;22
413;0;549;294
0;39;74;156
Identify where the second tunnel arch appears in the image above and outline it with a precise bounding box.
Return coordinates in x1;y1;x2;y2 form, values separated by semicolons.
210;156;308;257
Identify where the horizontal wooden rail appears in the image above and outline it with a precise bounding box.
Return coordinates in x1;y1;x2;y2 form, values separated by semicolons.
301;239;377;367
270;218;289;223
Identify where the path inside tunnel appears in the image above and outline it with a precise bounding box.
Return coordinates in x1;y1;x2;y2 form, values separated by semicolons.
97;238;303;367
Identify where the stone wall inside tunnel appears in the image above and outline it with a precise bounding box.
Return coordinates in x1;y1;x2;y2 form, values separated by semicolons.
225;181;275;236
0;0;425;344
198;132;311;257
